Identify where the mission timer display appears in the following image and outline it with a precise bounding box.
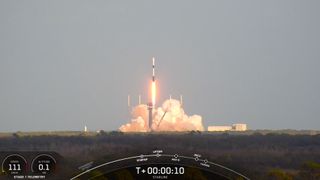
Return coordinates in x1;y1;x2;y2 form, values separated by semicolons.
136;166;185;175
71;151;250;179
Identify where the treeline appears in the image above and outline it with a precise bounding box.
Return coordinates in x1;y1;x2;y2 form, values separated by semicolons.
0;132;319;179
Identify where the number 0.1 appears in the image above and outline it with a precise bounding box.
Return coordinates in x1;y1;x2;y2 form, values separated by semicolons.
38;164;50;171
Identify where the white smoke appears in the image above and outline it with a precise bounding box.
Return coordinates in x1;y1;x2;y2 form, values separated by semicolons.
119;99;204;132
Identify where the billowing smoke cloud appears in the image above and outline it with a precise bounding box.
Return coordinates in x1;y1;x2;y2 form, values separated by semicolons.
119;99;204;132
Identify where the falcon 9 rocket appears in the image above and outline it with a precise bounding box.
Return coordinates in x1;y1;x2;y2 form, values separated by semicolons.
148;57;156;131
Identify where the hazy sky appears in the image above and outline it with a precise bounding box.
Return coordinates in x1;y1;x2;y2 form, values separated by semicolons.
0;1;319;131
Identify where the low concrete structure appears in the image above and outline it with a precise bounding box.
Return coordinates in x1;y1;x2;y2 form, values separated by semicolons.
232;124;247;131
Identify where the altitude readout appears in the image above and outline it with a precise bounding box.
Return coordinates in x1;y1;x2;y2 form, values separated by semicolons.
136;166;185;175
31;154;56;175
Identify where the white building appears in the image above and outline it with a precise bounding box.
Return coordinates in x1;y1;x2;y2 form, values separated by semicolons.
232;124;247;131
